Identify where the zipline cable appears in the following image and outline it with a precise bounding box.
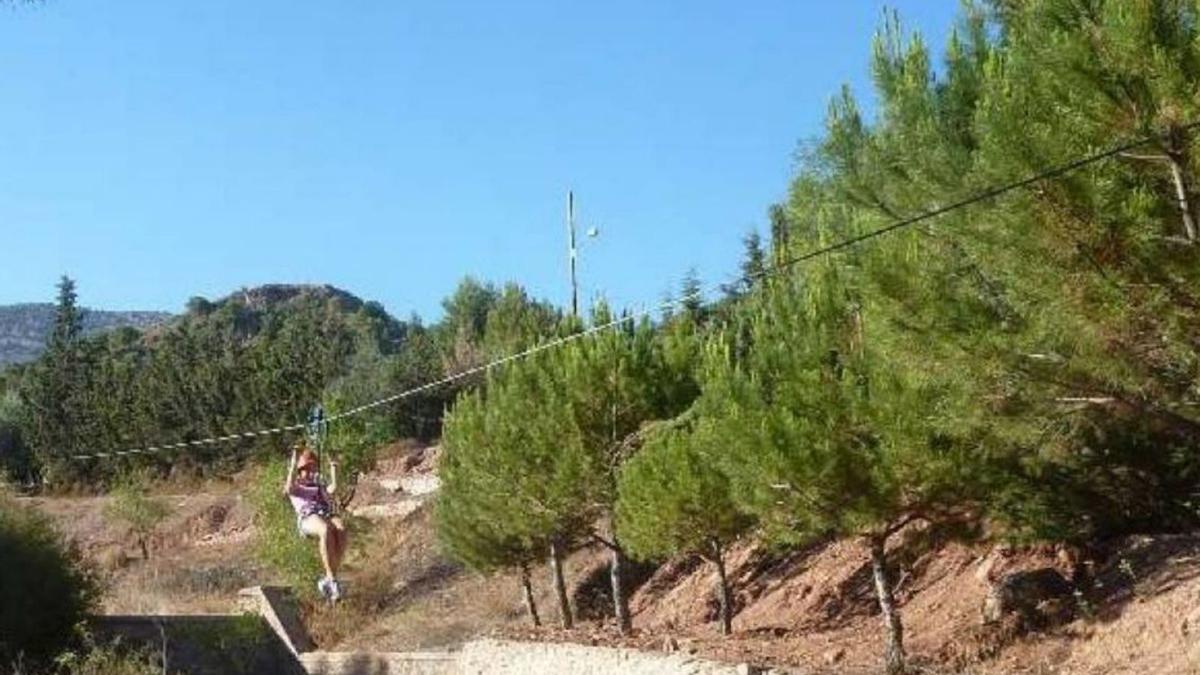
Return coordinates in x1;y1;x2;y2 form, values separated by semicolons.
762;120;1200;275
75;422;308;460
71;122;1200;462
71;302;680;460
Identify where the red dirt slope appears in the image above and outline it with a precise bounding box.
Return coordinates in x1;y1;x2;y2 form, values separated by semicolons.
511;529;1200;674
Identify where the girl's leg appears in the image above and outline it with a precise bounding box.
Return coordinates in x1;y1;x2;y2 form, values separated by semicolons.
299;515;334;579
328;517;348;574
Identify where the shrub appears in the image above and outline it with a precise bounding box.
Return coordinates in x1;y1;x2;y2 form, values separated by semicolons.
50;634;162;675
175;614;278;675
0;491;98;666
0;390;33;485
104;470;170;560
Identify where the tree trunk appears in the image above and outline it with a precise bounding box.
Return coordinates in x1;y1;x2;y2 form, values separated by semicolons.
712;539;733;637
1166;125;1198;243
520;562;541;628
610;543;632;635
549;539;573;629
1167;150;1197;242
869;534;905;675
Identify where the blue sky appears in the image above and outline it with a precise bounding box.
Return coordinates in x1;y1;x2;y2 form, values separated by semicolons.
0;1;958;320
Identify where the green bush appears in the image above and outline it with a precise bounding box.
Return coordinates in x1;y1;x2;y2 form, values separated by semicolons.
0;389;33;485
104;470;170;560
0;492;98;666
49;634;162;675
175;613;276;675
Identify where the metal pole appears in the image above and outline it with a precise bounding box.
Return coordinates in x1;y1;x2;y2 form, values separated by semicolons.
568;190;578;317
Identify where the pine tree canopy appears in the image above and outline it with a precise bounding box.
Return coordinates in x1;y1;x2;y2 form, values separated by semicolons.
616;420;751;562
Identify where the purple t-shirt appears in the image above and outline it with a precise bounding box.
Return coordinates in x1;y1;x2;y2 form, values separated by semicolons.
288;480;331;518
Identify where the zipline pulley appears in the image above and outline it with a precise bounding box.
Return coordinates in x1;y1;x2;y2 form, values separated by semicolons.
306;404;328;457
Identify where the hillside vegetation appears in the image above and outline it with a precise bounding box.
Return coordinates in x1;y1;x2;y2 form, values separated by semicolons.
434;3;1200;674
9;2;1200;673
0;278;561;488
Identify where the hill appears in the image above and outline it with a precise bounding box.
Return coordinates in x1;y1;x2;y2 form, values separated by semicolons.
218;284;367;313
0;303;171;366
1;281;494;486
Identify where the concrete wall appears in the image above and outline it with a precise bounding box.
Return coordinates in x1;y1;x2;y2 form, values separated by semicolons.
96;587;777;675
89;614;304;675
456;639;757;675
239;585;315;654
299;640;763;675
299;651;455;675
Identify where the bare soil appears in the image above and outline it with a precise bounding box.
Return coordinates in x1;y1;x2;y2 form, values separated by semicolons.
24;444;1200;673
503;531;1200;675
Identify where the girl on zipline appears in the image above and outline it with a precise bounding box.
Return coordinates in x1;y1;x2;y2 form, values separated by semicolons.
284;444;348;601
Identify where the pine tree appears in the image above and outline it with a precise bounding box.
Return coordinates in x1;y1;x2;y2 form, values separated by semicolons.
767;204;790;265
957;0;1200;541
21;276;87;485
437;301;702;635
435;442;546;627
987;0;1200;241
702;265;993;673
550;303;700;634
439;361;599;629
679;269;705;323
721;231;767;302
439;277;500;373
616;421;752;635
481;283;562;358
50;276;83;350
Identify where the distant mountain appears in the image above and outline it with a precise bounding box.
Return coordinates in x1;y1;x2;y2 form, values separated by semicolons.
0;304;172;366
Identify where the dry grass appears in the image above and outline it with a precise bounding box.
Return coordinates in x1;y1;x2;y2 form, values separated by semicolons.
305;506;521;650
100;546;263;615
22;484;265;616
300;498;626;652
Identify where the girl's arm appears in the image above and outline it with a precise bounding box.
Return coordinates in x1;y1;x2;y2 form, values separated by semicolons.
283;448;298;497
327;456;338;495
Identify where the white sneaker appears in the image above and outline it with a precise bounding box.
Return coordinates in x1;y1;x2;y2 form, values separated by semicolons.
317;577;334;599
329;578;343;601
